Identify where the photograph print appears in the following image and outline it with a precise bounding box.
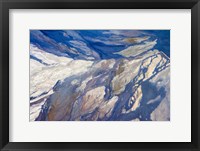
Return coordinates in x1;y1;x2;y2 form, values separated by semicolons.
30;30;170;121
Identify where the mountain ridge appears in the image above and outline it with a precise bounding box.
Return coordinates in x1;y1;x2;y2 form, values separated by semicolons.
30;44;170;121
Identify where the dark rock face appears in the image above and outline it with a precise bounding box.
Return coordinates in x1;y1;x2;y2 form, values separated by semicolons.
30;30;170;121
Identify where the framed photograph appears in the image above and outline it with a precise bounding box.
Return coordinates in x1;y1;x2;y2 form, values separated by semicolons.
0;0;200;150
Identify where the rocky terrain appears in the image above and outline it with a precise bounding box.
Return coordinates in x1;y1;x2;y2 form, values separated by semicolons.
30;30;170;121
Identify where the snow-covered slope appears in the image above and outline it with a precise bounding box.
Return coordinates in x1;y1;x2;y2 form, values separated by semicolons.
30;43;170;121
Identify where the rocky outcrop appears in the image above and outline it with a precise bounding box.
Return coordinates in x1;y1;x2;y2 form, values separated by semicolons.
115;40;157;57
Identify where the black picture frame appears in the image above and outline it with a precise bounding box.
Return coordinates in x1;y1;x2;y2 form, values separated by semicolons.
0;0;200;151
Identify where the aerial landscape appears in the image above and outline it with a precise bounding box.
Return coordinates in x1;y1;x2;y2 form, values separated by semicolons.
30;30;170;121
